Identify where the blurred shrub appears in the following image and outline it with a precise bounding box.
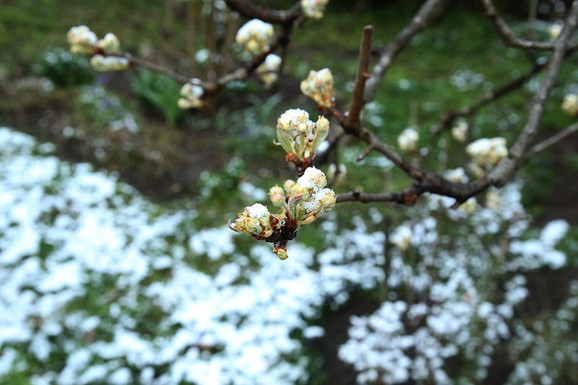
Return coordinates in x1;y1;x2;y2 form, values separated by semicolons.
130;68;183;126
32;47;94;87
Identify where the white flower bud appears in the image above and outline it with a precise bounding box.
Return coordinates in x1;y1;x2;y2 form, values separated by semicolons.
235;19;274;56
300;68;334;108
451;120;468;142
67;25;98;54
562;93;578;116
178;80;204;109
301;0;329;19
97;33;121;53
257;54;282;86
90;55;129;72
391;226;412;251
397;127;419;152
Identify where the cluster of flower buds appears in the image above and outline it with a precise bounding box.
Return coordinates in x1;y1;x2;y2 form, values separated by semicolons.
178;79;204;109
256;54;282;86
230;168;335;260
397;127;420;153
272;167;336;227
229;203;281;240
466;137;508;176
300;68;334;109
451;120;468;142
562;93;578;116
67;26;129;71
235;19;274;57
301;0;329;19
276;109;330;164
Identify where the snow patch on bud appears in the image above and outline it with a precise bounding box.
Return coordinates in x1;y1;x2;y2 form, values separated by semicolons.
246;203;270;219
297;167;327;189
235;19;274;57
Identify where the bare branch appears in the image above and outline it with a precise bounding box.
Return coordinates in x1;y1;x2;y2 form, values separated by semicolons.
489;0;578;185
364;0;452;103
524;122;578;161
480;0;558;50
344;25;374;133
223;0;302;24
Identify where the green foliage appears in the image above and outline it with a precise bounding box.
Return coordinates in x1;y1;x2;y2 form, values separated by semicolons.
32;47;94;87
130;69;183;126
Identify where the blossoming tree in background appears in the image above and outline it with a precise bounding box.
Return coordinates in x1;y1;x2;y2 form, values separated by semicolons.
57;0;578;383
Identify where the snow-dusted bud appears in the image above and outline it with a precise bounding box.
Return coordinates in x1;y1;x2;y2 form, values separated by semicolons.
257;54;282;86
67;25;98;54
301;0;329;19
287;167;335;226
235;19;274;56
391;226;412;251
229;203;277;239
97;33;121;53
397;127;419;153
549;23;563;40
90;55;129;72
178;80;204;109
562;93;578;116
466;137;508;175
300;68;334;108
276;109;330;162
451;120;468;142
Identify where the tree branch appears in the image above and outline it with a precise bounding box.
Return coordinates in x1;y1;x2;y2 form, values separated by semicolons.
524;122;578;161
344;25;374;133
479;0;564;50
364;0;452;103
223;0;302;24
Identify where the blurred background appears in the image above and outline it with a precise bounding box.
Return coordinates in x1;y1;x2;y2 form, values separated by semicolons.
1;0;578;384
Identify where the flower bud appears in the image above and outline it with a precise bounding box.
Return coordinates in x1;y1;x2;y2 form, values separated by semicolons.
301;0;329;19
273;246;289;260
300;68;334;108
178;80;204;109
451;120;468;142
90;55;129;72
256;54;282;86
229;203;276;239
97;33;121;53
397;127;419;153
67;25;98;54
562;93;578;116
269;185;286;207
283;179;296;194
466;137;507;170
235;19;274;57
391;226;412;251
275;109;330;162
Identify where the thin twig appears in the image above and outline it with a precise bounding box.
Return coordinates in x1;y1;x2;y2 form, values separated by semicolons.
524;122;578;161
